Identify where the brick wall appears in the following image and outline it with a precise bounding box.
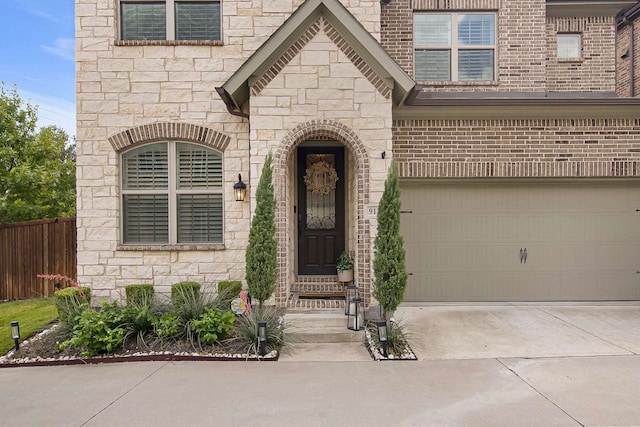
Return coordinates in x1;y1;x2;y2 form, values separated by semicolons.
381;0;548;92
393;119;640;178
546;17;616;93
616;19;640;97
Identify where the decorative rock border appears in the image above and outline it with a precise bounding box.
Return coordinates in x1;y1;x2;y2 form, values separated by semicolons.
364;329;417;361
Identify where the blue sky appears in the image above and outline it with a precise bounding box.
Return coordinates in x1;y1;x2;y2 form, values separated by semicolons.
0;0;76;137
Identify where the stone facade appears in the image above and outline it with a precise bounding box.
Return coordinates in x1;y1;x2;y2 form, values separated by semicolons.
76;0;640;306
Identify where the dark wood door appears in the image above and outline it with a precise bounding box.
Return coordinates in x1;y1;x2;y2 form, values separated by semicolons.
297;147;345;275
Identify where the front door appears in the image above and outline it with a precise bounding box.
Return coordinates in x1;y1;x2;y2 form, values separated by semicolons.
297;147;345;275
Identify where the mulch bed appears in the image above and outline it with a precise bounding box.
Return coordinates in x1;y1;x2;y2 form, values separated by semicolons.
0;323;278;368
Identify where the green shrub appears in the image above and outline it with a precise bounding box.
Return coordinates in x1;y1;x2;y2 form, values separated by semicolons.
246;153;277;307
122;292;165;346
366;318;412;356
231;306;287;356
154;313;181;340
125;284;154;305
54;286;91;322
372;160;408;318
217;281;242;309
171;282;201;308
190;308;235;345
59;301;125;357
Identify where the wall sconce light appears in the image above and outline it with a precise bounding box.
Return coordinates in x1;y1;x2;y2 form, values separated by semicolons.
257;321;267;356
10;321;20;351
377;320;388;357
234;174;247;202
381;151;386;159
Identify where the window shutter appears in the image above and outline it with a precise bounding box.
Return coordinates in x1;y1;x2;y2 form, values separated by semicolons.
123;195;169;243
458;50;494;81
121;2;167;40
177;142;222;189
123;143;168;190
177;194;223;243
415;50;451;81
175;1;221;40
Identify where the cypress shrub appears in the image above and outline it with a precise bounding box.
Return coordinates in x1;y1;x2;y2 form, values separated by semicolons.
125;284;155;305
245;152;277;307
372;160;408;318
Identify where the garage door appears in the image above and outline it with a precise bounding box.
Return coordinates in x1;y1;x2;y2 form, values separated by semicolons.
400;181;640;302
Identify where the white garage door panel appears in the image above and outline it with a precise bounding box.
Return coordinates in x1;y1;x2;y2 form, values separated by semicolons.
400;182;640;302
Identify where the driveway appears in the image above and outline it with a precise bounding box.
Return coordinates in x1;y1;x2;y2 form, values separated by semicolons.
395;302;640;360
1;303;639;426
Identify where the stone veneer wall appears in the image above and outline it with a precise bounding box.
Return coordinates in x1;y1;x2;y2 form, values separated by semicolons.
381;0;547;92
75;0;383;302
546;17;616;93
249;17;393;305
393;119;640;178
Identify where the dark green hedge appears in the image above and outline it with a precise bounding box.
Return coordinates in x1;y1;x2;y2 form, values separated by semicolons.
125;284;155;305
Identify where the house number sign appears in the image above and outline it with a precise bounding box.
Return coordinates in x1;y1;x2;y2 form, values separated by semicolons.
366;206;378;219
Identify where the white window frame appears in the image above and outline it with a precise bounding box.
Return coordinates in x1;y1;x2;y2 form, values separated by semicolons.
414;12;496;82
120;141;224;245
557;33;581;60
119;0;222;41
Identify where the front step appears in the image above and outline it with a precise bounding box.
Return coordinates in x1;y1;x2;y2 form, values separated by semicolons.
287;276;352;311
285;311;363;344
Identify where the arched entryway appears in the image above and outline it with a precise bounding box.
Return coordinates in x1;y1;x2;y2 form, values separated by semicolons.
273;120;371;308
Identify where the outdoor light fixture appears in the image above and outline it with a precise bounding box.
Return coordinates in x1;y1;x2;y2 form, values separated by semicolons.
345;284;358;315
377;320;388;357
257;321;267;356
347;297;363;331
10;321;20;351
234;174;247;202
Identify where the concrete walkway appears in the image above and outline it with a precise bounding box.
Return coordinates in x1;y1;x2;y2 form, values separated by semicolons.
2;303;640;426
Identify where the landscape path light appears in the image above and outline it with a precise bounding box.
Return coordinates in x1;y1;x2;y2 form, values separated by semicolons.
377;320;388;357
10;321;20;351
258;321;267;356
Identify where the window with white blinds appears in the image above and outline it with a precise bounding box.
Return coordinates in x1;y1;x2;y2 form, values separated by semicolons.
120;1;221;41
414;12;495;82
122;141;224;244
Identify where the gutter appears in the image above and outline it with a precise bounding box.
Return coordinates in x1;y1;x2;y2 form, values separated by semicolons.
215;87;249;119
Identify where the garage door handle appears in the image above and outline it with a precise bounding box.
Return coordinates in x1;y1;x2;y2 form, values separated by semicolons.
520;248;527;264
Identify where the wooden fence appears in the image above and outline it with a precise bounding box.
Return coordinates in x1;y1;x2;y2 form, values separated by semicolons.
0;217;77;300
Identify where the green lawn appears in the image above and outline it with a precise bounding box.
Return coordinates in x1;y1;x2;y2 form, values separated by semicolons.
0;298;57;355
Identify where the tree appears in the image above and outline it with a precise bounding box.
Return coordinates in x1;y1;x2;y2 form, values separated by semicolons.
372;160;408;319
0;84;75;223
245;152;277;308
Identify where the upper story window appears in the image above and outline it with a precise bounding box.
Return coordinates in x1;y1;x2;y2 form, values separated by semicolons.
121;141;223;244
120;1;221;41
557;34;581;60
414;12;496;82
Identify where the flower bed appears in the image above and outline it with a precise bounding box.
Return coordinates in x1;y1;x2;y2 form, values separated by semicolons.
0;323;278;368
